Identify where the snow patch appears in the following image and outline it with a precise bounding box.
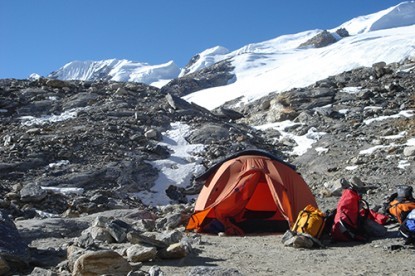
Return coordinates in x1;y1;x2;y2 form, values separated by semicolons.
48;160;70;168
340;87;362;94
398;160;411;169
315;147;329;155
136;122;205;206
407;138;415;146
254;121;326;156
345;165;359;171
41;187;84;196
363;110;414;125
19;107;88;126
359;144;400;155
381;131;407;140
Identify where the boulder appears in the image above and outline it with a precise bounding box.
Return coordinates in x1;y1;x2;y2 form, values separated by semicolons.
157;242;188;259
72;250;131;276
19;183;48;202
0;211;30;270
126;245;157;262
403;146;415;157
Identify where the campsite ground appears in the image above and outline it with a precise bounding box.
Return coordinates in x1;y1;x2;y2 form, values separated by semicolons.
142;227;414;275
140;196;414;275
17;205;414;275
138;197;415;276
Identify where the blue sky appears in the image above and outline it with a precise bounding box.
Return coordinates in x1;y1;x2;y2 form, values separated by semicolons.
0;0;406;79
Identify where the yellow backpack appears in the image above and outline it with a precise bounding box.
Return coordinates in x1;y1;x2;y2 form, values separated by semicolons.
292;205;326;239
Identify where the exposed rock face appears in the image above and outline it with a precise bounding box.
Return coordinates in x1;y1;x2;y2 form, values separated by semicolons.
335;27;349;38
181;54;201;76
299;30;338;48
161;60;235;97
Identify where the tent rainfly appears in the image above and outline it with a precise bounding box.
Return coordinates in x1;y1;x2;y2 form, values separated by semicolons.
186;150;318;235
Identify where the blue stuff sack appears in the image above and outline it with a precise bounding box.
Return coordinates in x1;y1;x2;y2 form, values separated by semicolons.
406;219;415;232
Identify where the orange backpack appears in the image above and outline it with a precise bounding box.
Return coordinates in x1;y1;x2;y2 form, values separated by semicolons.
292;205;326;239
388;199;415;224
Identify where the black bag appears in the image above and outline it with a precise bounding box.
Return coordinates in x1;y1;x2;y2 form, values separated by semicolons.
397;185;414;200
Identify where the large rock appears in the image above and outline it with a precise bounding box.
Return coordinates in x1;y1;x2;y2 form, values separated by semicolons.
72;250;131;276
157;242;188;259
298;30;337;48
0;211;30;270
161;60;235;97
403;146;415;157
126;244;158;262
19;183;48;202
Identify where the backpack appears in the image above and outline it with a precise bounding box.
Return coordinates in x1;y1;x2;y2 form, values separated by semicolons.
292;205;326;239
331;188;369;242
387;185;415;224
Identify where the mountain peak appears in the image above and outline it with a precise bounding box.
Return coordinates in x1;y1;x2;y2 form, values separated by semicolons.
48;59;180;87
335;1;415;35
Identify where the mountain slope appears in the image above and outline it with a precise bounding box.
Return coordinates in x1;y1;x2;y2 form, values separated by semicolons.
48;59;181;87
182;1;415;110
47;2;415;110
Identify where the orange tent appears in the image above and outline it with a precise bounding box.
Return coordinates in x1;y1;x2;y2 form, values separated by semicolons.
186;150;317;235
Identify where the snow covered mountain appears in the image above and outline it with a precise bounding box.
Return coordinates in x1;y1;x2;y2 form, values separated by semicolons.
48;59;181;88
48;1;415;109
182;1;415;110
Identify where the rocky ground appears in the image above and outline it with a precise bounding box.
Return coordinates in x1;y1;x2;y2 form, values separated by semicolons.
0;57;414;275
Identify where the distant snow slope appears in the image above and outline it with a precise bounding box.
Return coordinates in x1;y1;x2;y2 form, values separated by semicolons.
48;59;181;87
179;46;230;77
48;2;415;108
336;1;415;34
183;1;415;110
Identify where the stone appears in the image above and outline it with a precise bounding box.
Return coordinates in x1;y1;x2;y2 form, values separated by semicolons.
107;221;127;243
127;231;167;249
66;245;86;272
144;129;159;139
149;265;165;276
156;212;183;230
72;250;131;276
88;226;114;243
134;219;156;232
157;229;184;245
92;215;110;228
292;235;314;248
298;30;337;48
0;211;30;268
323;180;343;196
157;242;187;259
19;183;47;202
29;267;57;276
126;244;157;262
403;146;415;157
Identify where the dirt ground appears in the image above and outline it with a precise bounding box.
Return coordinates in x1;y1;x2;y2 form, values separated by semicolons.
16;209;415;275
142;224;414;276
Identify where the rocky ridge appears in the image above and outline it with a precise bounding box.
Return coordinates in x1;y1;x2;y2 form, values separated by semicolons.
0;57;414;274
231;58;415;209
0;75;279;274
